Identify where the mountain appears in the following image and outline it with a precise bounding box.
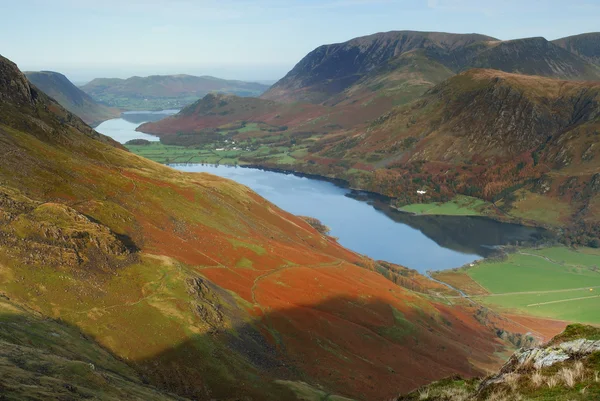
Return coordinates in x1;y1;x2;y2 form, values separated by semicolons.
81;74;271;111
553;32;600;67
25;70;120;127
0;54;520;400
399;324;600;400
262;31;497;104
262;31;600;105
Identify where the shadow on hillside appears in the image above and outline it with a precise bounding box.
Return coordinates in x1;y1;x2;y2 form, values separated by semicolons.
0;289;503;401
123;291;501;400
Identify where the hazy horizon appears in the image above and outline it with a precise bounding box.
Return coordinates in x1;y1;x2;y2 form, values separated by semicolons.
3;0;600;82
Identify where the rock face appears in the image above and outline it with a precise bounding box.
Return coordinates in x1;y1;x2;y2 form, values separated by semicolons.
514;339;600;369
0;55;37;106
461;37;600;80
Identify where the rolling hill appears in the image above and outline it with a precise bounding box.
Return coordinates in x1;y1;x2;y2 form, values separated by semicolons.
0;54;522;400
25;70;120;127
81;74;271;111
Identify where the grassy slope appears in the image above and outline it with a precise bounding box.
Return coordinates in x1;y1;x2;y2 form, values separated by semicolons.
398;195;492;216
0;56;504;400
0;299;183;400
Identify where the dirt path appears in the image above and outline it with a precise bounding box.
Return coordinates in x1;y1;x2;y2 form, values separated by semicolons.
445;285;600;299
527;294;600;307
250;259;344;305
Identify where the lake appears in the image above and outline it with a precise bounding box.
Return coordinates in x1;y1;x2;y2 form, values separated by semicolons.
95;110;178;144
96;114;549;273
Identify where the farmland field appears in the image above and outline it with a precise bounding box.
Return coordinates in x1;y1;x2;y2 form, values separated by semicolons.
126;142;247;165
399;195;492;216
434;247;600;324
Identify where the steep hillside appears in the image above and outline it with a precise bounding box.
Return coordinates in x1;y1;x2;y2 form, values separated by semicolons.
262;31;497;103
0;54;512;400
399;324;600;400
25;71;120;127
0;298;183;400
553;33;600;67
137;93;332;143
294;70;600;234
81;74;270;110
460;37;600;81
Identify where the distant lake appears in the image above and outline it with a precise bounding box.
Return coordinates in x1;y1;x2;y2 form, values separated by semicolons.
96;113;549;273
95;110;178;144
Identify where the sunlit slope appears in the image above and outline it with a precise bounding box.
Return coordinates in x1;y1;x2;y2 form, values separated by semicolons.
0;54;503;400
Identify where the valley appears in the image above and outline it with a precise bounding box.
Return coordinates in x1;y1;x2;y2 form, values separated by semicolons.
1;13;600;399
1;53;530;401
137;32;600;252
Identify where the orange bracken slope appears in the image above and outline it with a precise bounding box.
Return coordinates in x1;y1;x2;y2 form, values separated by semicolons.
0;54;504;400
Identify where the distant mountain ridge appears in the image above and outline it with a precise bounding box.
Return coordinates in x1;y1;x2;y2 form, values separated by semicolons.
553;32;600;67
262;30;600;104
81;74;271;111
25;70;120;127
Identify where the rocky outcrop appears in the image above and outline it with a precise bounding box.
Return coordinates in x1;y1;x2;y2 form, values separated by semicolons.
0;55;38;106
507;339;600;371
399;324;600;400
0;199;134;271
187;277;225;330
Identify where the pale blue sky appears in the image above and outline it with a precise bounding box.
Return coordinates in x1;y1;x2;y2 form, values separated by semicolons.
1;0;598;82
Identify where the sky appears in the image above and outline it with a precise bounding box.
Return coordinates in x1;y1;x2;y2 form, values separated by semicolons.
1;0;598;83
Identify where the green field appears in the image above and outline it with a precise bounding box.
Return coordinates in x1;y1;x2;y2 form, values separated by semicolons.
127;141;303;167
126;142;248;165
399;195;491;216
465;247;600;323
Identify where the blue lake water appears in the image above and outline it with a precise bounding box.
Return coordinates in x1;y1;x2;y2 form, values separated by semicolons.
96;115;548;273
95;110;178;144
